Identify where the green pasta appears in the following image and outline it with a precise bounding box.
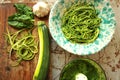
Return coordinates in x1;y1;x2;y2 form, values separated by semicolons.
61;3;101;43
5;28;38;66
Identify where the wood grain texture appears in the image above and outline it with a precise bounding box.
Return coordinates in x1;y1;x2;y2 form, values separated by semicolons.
0;3;51;80
0;3;8;80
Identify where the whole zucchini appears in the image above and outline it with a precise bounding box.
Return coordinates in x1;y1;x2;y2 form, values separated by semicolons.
33;21;49;80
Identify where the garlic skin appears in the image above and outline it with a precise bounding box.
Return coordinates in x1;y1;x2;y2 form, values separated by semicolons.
33;1;50;17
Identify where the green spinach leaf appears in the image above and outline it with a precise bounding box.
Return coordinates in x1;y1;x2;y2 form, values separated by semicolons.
8;4;34;29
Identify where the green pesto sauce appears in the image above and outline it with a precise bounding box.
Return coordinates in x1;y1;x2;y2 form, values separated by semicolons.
59;59;106;80
61;3;101;43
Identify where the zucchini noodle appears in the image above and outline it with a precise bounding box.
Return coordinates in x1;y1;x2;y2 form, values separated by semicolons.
5;28;38;66
61;3;101;43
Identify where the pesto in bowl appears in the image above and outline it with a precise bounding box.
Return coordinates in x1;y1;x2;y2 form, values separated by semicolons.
59;58;106;80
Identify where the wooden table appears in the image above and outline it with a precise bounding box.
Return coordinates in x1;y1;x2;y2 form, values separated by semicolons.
0;0;120;80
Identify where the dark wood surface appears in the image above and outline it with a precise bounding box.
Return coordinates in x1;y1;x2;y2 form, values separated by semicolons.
0;3;51;80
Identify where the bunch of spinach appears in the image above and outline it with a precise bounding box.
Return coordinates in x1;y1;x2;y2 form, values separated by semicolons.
8;4;34;29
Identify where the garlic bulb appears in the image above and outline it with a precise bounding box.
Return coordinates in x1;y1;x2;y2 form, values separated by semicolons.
33;1;50;18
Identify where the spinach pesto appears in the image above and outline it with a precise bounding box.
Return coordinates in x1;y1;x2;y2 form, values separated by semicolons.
59;59;106;80
61;3;101;43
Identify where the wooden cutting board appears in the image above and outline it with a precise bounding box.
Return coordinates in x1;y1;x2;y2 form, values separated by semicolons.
0;3;51;80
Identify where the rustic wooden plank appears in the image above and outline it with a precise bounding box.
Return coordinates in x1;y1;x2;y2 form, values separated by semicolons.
2;3;25;80
0;3;37;80
0;4;8;80
0;2;52;80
